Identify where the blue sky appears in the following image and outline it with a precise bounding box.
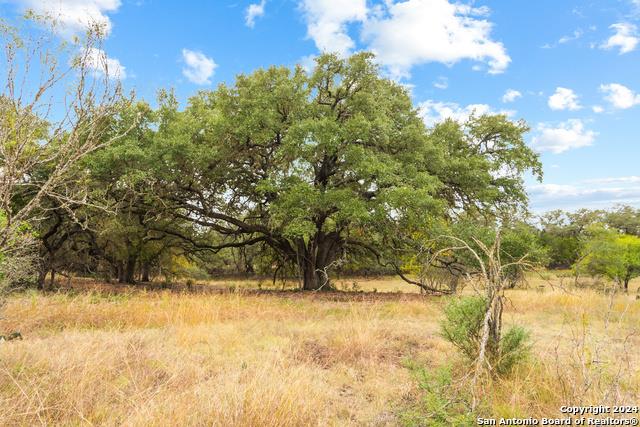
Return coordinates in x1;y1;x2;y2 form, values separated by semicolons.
2;0;640;213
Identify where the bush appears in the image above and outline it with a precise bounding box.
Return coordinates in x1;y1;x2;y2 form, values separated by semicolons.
497;325;531;375
440;296;531;375
440;296;486;361
401;364;476;426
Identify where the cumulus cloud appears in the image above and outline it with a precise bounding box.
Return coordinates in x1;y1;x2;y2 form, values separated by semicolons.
548;87;581;111
361;0;510;78
181;49;217;85
528;178;640;211
13;0;121;37
502;89;521;103
299;0;367;56
85;47;126;79
599;83;640;109
418;100;513;127
530;119;596;154
600;23;638;54
592;105;604;113
245;0;266;28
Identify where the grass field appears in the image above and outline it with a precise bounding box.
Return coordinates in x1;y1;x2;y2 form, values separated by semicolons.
0;274;638;426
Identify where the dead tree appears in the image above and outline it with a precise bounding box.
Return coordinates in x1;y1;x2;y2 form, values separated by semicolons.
433;231;534;408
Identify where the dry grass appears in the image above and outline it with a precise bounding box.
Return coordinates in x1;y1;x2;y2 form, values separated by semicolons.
0;274;638;426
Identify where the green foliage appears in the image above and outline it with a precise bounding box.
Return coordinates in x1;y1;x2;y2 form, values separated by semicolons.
415;219;546;289
20;50;542;288
135;52;541;289
606;205;640;236
400;364;476;426
498;326;531;375
440;296;486;360
575;225;640;289
440;296;531;375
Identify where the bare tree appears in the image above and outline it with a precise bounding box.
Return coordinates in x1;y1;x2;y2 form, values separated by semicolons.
433;231;534;408
0;14;133;291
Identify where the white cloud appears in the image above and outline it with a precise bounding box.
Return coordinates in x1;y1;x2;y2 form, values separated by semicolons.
592;105;604;113
529;178;640;211
548;87;581;111
245;0;266;28
299;0;367;56
361;0;510;78
502;89;521;103
600;23;639;54
558;29;583;44
418;100;513;127
531;119;596;154
433;76;448;89
599;83;640;109
14;0;121;37
181;49;217;85
85;47;126;79
584;176;640;185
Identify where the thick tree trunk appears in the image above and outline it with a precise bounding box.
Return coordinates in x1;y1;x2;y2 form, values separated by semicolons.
302;258;324;290
300;237;337;290
124;256;136;284
117;262;125;283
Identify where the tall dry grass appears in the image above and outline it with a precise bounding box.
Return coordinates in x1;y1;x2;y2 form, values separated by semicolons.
0;276;638;425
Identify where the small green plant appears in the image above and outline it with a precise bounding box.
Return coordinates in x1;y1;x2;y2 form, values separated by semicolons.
400;363;476;426
440;296;531;375
497;325;531;375
440;296;486;361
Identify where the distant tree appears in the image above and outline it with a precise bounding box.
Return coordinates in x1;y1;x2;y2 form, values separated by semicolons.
575;225;640;292
539;209;607;269
606;205;640;236
410;219;546;291
144;53;541;290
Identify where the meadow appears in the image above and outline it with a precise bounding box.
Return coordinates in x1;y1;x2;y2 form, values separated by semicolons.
0;274;638;426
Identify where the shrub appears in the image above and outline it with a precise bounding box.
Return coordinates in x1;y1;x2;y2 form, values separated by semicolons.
440;296;486;360
440;296;531;375
497;325;531;375
401;364;476;426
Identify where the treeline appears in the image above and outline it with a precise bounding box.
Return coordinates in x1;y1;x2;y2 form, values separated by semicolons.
539;206;640;290
2;17;638;293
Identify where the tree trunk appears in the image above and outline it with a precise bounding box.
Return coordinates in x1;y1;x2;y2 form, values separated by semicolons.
37;268;47;290
117;262;125;283
141;262;150;282
300;237;337;290
302;257;323;290
124;255;137;284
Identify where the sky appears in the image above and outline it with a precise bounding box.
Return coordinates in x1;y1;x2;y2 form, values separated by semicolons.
1;0;640;213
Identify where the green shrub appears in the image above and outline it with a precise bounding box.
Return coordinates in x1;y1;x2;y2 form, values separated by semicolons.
440;296;531;375
400;364;476;426
497;325;531;375
440;296;486;360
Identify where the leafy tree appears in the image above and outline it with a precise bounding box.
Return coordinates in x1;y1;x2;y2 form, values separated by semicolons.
539;209;607;269
143;53;541;290
575;225;640;292
606;205;640;236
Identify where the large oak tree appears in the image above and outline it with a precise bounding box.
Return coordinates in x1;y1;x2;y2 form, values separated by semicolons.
142;53;541;290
